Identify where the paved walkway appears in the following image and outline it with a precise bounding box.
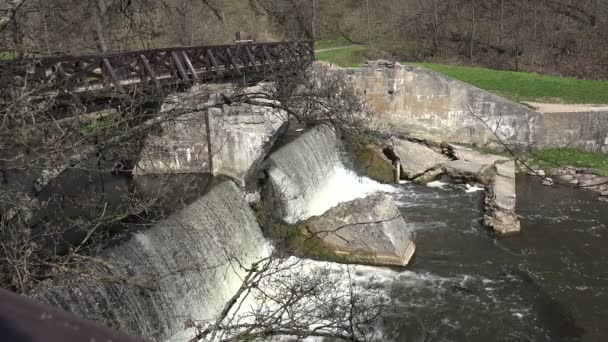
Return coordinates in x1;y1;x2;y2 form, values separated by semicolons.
315;45;361;53
524;102;608;113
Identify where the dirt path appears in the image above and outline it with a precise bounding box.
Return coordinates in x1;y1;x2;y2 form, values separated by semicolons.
524;102;608;113
315;45;361;52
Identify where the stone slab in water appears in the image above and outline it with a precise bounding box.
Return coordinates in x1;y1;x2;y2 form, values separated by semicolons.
306;193;416;267
389;137;449;179
451;144;510;166
484;161;521;235
355;145;396;183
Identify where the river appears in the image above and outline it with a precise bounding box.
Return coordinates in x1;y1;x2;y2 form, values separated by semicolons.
382;175;608;342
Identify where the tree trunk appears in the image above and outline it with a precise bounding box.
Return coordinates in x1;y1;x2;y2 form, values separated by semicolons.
591;0;597;26
202;0;225;25
365;0;372;45
499;0;504;45
0;0;27;33
311;0;316;39
432;0;439;54
469;0;476;61
38;0;51;53
92;0;108;52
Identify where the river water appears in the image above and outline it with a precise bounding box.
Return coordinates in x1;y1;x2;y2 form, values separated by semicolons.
382;175;608;342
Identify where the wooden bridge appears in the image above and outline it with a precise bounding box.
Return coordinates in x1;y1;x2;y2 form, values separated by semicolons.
2;40;315;94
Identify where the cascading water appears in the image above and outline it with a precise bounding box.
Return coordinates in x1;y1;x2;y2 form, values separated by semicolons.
266;125;397;223
33;181;269;341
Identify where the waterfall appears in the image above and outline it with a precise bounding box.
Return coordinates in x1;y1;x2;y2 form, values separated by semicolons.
267;125;399;223
33;181;269;341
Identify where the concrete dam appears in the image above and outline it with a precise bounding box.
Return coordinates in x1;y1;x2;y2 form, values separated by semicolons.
24;62;608;341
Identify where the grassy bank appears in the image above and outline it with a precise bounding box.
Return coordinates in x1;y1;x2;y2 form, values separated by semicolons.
528;148;608;176
411;63;608;104
315;45;367;68
314;37;356;50
313;41;608;103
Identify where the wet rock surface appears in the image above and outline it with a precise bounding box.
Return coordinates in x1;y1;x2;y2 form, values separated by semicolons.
553;167;608;200
388;137;449;179
306;193;416;267
355;145;397;183
484;161;521;235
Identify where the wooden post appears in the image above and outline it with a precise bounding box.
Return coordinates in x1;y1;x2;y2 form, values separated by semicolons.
207;50;223;77
170;51;189;81
204;110;213;173
181;51;199;80
245;46;260;72
102;58;124;93
139;55;161;88
225;48;242;76
393;160;401;184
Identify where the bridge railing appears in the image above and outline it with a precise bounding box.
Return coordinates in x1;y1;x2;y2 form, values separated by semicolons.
2;40;315;94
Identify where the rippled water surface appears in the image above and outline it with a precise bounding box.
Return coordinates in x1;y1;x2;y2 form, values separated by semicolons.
383;175;608;342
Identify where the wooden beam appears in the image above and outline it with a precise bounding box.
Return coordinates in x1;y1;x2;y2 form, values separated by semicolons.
207;50;223;78
225;48;242;76
170;51;189;81
139;55;161;88
204;110;213;173
102;58;125;93
261;46;272;67
181;51;199;80
245;46;260;72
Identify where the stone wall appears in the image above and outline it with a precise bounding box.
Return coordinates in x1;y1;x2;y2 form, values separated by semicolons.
338;62;608;153
134;85;288;185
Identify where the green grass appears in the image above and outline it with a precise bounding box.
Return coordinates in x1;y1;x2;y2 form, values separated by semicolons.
408;63;608;104
0;52;16;60
314;37;355;50
529;148;608;176
315;45;367;67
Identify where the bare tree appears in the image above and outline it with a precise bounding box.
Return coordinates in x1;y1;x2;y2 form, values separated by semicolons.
0;0;26;33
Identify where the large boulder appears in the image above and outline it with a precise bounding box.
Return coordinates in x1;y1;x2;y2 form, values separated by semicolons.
389;137;449;179
305;194;415;267
355;145;396;183
441;160;493;184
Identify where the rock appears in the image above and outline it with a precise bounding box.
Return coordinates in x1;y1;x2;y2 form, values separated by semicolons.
537;170;546;177
601;191;608;196
451;145;509;166
579;175;608;187
389;137;449;179
599;196;608;203
414;167;444;185
356;145;397;183
484;161;520;235
484;210;521;235
441;160;492;184
559;174;574;182
306;194;416;267
542;177;554;186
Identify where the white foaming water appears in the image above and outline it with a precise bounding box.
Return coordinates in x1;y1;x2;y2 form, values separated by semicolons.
303;166;402;220
205;256;398;342
427;180;448;188
465;184;485;193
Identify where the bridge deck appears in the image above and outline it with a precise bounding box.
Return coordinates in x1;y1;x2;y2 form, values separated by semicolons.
3;41;314;94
